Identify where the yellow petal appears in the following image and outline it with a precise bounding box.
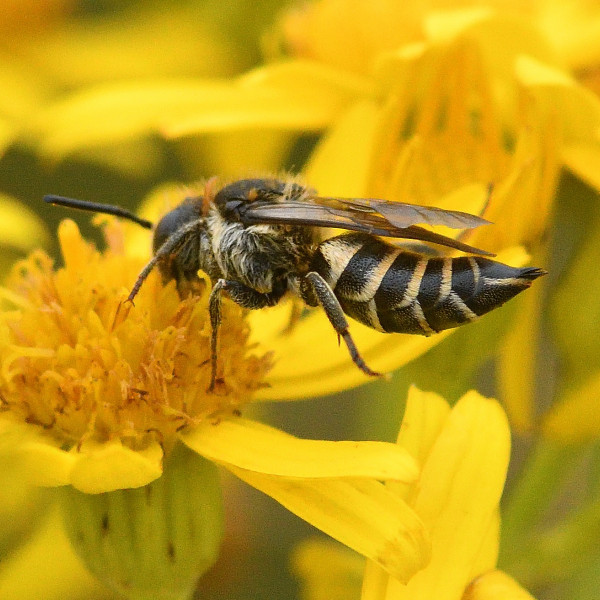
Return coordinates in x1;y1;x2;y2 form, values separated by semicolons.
32;80;243;157
498;248;547;434
0;53;52;122
2;419;165;492
360;514;500;600
31;61;369;161
395;386;451;467
17;5;241;86
241;59;371;95
516;54;600;191
304;100;379;196
14;441;77;488
180;417;418;481
227;465;430;584
0;118;14;156
253;307;451;399
181;129;295;180
541;372;600;442
536;1;600;72
0;193;49;252
386;392;510;600
467;510;501;582
462;569;536;600
0;507;110;600
562;143;600;190
361;560;392;600
425;10;558;89
388;387;451;507
165;61;369;139
69;438;164;494
0;454;47;557
292;538;365;600
0;416;76;487
424;7;494;43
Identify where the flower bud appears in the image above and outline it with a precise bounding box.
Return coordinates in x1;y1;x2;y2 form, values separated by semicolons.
59;442;224;600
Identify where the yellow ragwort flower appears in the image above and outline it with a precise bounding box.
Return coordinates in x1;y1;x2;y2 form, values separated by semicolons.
0;217;431;590
294;388;537;600
360;387;525;600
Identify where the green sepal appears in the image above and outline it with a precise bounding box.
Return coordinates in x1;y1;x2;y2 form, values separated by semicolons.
59;442;224;600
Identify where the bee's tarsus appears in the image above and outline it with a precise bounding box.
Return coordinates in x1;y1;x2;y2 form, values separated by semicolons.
339;330;383;378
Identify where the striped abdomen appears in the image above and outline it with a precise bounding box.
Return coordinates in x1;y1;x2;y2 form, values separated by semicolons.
308;232;545;336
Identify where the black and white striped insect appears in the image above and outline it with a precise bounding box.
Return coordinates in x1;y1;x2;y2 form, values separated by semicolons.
45;176;546;389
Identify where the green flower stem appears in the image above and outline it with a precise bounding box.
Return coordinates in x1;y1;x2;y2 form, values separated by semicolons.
499;440;585;575
59;442;224;600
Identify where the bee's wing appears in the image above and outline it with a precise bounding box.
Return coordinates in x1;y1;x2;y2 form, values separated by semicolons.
329;197;490;229
237;196;495;256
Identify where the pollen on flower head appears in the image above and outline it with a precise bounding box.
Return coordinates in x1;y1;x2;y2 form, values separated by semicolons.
0;218;272;450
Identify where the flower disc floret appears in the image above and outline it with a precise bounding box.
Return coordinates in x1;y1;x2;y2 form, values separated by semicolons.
0;218;271;449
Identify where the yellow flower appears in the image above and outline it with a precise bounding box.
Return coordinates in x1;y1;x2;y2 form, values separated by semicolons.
0;217;431;596
292;538;366;600
265;2;600;424
0;506;110;600
362;387;519;599
27;8;563;400
0;1;286;180
257;8;566;398
0;0;258;86
294;387;537;600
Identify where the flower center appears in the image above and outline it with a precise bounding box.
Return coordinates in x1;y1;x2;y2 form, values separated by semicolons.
0;218;271;449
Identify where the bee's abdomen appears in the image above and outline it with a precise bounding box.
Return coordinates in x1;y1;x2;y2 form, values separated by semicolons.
310;233;545;335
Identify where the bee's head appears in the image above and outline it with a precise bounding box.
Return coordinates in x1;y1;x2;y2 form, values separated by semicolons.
153;200;202;253
213;178;288;221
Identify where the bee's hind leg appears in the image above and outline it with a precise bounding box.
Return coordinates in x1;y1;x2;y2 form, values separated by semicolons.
302;272;383;378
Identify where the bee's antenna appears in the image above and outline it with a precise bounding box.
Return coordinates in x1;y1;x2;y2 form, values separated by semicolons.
44;195;154;230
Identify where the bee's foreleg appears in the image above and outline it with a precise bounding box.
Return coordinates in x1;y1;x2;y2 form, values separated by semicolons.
208;279;227;393
303;272;383;378
207;279;286;392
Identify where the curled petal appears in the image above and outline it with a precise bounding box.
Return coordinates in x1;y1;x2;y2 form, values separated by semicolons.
0;416;76;487
69;439;164;494
462;569;537;600
227;465;430;584
0;415;164;493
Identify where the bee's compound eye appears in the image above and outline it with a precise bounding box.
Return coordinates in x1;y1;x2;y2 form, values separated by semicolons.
153;202;200;253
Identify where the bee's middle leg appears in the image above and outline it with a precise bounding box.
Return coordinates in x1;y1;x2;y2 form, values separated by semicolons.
208;279;284;392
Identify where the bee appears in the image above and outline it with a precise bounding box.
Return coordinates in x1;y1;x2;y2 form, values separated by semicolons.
45;176;546;390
